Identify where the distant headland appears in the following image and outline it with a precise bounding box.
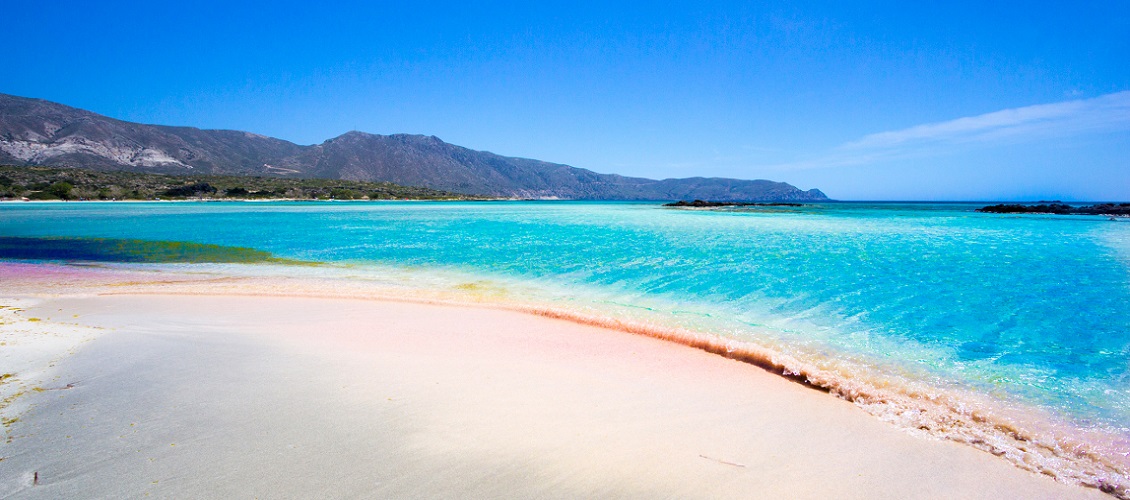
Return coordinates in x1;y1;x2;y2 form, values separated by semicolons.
0;93;828;202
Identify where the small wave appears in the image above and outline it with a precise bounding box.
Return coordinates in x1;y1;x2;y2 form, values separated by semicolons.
516;304;1130;497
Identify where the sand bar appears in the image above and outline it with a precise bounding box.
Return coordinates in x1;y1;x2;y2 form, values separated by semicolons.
0;263;1109;498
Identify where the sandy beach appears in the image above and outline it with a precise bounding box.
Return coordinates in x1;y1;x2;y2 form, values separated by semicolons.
0;263;1108;498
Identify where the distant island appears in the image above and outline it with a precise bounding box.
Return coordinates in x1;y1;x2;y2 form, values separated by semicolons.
0;93;828;202
977;203;1130;216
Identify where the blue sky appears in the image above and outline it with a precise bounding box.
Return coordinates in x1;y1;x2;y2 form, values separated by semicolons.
4;1;1128;200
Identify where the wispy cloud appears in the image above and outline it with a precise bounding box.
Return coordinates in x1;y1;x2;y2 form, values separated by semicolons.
776;90;1130;169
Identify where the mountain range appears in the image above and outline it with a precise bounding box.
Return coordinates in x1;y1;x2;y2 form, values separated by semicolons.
0;93;827;201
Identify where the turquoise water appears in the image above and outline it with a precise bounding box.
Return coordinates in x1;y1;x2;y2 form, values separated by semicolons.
3;201;1130;435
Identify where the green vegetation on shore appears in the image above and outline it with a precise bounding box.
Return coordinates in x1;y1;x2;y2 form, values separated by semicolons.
0;165;490;201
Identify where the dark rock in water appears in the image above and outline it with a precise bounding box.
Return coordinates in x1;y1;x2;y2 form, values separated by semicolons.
665;199;806;208
1083;203;1130;215
977;203;1130;216
976;203;1075;214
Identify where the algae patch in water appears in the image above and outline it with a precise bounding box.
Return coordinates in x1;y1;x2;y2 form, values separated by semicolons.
0;237;289;264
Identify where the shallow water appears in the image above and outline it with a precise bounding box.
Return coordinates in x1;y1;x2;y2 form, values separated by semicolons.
3;200;1129;437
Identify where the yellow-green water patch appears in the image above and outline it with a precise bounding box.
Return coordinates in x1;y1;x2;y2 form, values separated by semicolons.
0;237;294;264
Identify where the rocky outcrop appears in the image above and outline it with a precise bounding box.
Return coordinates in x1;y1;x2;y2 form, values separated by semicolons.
977;203;1130;216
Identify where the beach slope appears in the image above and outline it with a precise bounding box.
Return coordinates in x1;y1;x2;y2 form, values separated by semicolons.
0;270;1105;498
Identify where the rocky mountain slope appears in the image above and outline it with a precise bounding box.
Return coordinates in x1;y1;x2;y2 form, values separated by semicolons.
0;93;828;200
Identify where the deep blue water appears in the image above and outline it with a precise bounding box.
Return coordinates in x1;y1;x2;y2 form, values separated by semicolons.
3;201;1129;432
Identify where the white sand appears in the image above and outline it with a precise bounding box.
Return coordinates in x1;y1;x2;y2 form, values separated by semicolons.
0;297;101;434
0;285;1106;499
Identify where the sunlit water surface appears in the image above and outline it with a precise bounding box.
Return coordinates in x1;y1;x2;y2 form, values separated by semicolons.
3;201;1129;435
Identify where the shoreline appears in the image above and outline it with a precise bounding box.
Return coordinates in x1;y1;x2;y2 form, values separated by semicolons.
0;260;1124;497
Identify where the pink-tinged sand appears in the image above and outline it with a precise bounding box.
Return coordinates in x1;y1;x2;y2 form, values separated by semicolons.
0;288;1105;499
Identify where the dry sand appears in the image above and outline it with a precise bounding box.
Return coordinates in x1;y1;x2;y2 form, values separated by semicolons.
0;270;1109;498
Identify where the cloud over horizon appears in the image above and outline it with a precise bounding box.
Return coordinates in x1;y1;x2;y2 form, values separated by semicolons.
777;91;1130;170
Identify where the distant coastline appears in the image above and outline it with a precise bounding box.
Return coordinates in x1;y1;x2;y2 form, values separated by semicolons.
0;93;829;202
